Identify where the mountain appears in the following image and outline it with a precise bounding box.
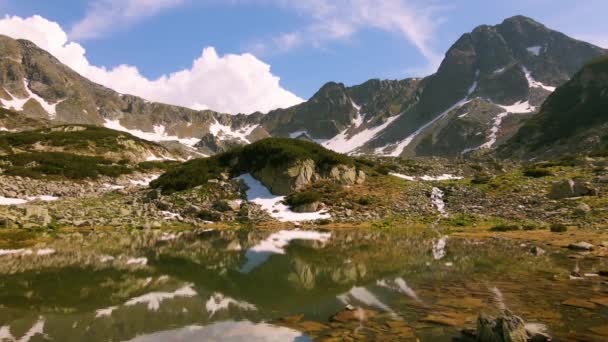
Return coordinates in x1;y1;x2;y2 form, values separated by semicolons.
0;15;605;158
358;15;606;157
0;35;267;157
499;56;608;158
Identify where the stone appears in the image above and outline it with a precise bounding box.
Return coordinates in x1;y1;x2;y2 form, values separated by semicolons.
212;200;233;212
420;311;471;327
589;325;608;336
589;297;608;307
254;159;316;195
297;321;328;332
530;246;545;256
475;310;527;342
25;206;52;226
561;298;596;309
331;307;375;322
548;179;595;199
568;242;594;251
437;297;484;309
574;203;591;216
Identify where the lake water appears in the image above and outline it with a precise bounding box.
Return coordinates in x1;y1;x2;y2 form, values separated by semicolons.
0;228;607;341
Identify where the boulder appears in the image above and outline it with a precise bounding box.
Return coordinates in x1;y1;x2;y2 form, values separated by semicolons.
25;206;52;226
476;310;528;342
548;179;595;199
254;159;316;195
573;203;591;216
254;159;366;195
568;242;594;251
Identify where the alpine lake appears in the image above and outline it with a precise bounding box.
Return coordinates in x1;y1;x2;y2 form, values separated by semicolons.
0;226;607;342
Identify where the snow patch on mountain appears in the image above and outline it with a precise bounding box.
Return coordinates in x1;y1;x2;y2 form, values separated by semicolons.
376;73;479;157
104;119;201;146
209;120;259;144
323;114;402;154
493;67;506;74
0;79;64;118
522;66;556;92
498;100;536;114
526;46;542;56
236;174;331;222
289;130;327;143
378;98;473;157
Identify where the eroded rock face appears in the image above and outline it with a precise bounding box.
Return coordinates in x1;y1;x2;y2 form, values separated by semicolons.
253;159;365;196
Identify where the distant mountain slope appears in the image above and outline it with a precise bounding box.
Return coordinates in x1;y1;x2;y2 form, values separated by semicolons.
499;56;608;158
0;15;604;158
0;124;179;162
362;15;606;157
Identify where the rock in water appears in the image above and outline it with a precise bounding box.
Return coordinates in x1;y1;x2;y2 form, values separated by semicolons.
476;310;528;342
568;242;594;251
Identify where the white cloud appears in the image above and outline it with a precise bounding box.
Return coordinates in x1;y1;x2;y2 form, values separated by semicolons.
252;0;443;69
69;0;185;40
0;15;303;114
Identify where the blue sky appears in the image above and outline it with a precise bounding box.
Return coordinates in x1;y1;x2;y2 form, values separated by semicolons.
0;0;606;114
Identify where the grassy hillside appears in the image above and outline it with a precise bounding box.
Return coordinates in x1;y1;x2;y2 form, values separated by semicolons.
0;152;132;180
151;138;355;193
0;125;172;161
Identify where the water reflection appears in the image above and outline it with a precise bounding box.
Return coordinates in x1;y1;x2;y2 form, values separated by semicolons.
127;321;311;342
0;228;606;341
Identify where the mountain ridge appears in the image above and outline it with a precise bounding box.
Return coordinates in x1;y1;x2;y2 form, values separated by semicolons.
0;15;605;159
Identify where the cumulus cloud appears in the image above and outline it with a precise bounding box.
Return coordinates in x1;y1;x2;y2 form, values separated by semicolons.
70;0;185;40
252;0;444;69
0;15;303;114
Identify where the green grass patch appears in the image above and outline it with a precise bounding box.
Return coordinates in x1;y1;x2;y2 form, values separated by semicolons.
550;223;568;233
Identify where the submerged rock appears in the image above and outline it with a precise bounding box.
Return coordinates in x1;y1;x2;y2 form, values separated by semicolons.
461;310;551;342
476;310;528;342
568;242;594;251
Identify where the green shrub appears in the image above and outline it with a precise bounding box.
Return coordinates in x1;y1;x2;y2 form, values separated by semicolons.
523;224;541;231
356;196;373;206
446;214;476;227
550;223;568;232
285;191;322;207
0;152;132;180
523;167;553;178
137;160;179;172
471;174;492;184
197;209;222;222
375;163;399;175
490;224;521;232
